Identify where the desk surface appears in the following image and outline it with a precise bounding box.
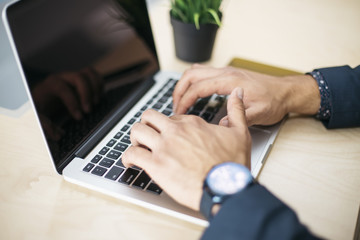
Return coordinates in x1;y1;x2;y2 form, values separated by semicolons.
1;0;360;239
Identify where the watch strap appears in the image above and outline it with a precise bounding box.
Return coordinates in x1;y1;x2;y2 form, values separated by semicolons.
200;187;214;220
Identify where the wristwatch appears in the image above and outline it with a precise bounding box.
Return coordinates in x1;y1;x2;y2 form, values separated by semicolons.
200;162;254;220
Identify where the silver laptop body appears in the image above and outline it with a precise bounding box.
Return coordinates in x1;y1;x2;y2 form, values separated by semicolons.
2;0;282;226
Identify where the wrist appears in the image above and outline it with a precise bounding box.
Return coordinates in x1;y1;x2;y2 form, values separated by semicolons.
282;75;320;115
211;204;221;216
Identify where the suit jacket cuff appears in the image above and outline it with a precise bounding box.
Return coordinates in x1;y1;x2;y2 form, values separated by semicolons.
316;65;360;129
201;184;320;240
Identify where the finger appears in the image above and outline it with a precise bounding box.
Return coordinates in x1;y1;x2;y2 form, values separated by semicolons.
172;67;224;112
53;80;83;120
219;115;229;126
245;107;260;126
227;87;247;128
176;77;233;114
62;73;92;113
141;109;171;133
169;114;187;121
170;114;205;125
122;146;154;170
130;122;161;150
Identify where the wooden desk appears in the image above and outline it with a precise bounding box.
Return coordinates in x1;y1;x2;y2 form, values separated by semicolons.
1;0;359;239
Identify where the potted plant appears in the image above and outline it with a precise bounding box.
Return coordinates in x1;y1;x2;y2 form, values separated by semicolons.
170;0;222;62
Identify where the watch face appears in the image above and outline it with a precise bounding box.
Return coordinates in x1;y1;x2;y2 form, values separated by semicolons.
207;163;252;196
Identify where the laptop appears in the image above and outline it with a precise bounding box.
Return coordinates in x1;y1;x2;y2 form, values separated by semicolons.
2;0;283;226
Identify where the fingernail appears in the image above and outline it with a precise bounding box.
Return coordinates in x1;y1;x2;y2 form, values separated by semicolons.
173;104;177;112
222;119;229;126
236;87;244;100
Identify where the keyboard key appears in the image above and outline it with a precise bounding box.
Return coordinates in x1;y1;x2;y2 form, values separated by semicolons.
91;166;107;176
91;155;102;163
114;132;123;139
99;158;115;168
131;165;142;170
141;106;147;111
121;125;130;132
115;158;125;167
105;166;124;181
166;102;173;109
118;168;140;185
114;143;128;152
188;110;200;116
146;182;163;194
120;135;131;144
134;112;142;118
205;106;216;113
106;150;122;160
83;163;95;172
215;95;225;102
133;171;151;189
164;90;173;97
158;97;168;103
152;103;163;110
128;118;136;125
207;99;220;108
147;99;153;105
162;109;172;116
99;146;110;155
193;101;208;111
201;112;214;122
106;139;116;147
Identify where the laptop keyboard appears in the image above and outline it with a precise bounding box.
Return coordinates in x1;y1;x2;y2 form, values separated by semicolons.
82;78;226;195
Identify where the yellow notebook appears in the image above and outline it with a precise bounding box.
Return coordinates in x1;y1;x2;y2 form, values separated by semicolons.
229;58;301;76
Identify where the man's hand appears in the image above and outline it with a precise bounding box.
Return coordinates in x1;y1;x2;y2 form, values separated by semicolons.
173;64;320;126
122;88;251;211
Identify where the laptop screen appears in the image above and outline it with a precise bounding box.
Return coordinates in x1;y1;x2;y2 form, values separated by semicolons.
7;0;159;169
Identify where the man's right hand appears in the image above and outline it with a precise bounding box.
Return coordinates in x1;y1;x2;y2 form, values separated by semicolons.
172;64;320;126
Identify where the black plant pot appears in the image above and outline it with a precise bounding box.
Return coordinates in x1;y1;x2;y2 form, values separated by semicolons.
171;15;219;63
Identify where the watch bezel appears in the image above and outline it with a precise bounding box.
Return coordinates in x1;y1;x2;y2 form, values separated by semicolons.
200;162;253;220
205;162;253;196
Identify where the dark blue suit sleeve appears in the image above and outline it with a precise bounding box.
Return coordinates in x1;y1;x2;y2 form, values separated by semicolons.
316;65;360;129
201;184;322;240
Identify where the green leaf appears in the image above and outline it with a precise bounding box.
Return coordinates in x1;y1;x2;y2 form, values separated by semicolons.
194;12;200;30
175;0;186;11
171;7;187;22
206;8;221;26
169;0;222;27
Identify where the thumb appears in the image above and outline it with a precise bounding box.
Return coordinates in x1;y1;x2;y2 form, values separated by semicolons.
227;87;247;128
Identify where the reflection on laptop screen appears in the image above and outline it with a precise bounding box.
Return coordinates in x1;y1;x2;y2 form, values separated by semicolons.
7;0;159;166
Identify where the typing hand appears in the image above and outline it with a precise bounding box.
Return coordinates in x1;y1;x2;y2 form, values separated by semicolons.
172;64;320;126
123;88;251;211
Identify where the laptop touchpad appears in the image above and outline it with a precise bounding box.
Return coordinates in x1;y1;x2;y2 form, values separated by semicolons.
249;127;272;171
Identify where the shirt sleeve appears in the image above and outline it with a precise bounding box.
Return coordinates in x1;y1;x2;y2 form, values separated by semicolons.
310;65;360;129
201;184;322;240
